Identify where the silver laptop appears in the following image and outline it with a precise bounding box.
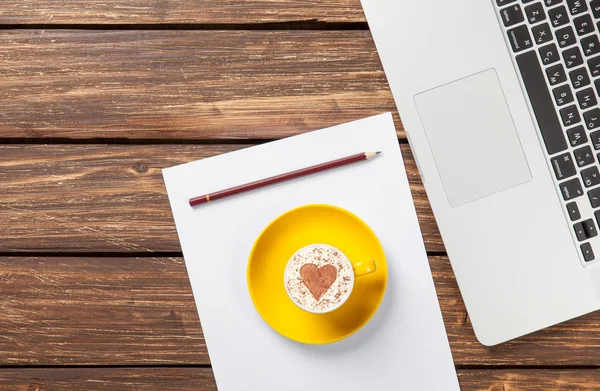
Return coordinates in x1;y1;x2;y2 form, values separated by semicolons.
361;0;600;345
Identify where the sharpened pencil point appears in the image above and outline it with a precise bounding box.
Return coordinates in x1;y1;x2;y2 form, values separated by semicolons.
365;151;382;160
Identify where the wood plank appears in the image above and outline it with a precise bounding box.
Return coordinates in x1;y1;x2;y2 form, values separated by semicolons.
0;257;207;365
0;367;217;390
457;369;600;390
0;144;443;253
4;256;600;366
2;368;600;390
0;1;366;24
0;30;398;140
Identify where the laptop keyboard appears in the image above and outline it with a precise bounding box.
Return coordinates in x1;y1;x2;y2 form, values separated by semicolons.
494;0;600;264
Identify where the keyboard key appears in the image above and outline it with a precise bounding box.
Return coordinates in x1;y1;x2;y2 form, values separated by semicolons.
539;43;560;64
554;84;574;105
556;25;577;48
575;145;595;166
595;78;600;97
582;166;600;187
574;221;587;240
589;186;600;207
566;201;581;220
584;107;600;129
516;51;568;154
561;177;584;200
581;242;595;262
532;23;553;44
496;0;517;5
567;0;588;15
546;63;567;85
576;88;597;109
551;152;577;179
567;125;588;146
501;4;525;27
563;46;584;68
584;219;598;237
574;14;594;35
595;209;600;224
525;3;546;23
549;5;570;27
591;130;600;149
570;67;590;89
507;25;533;52
544;0;563;5
560;104;581;126
592;0;600;18
581;35;600;57
588;56;600;77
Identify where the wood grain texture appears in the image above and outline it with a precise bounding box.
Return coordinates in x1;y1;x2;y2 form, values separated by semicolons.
0;367;217;390
0;1;366;24
0;144;443;253
1;368;600;390
0;257;206;365
457;370;600;390
3;256;600;366
0;30;399;140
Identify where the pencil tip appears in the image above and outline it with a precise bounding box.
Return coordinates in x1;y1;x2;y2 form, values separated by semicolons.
365;151;382;160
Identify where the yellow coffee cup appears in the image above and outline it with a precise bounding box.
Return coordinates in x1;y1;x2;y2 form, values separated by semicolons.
247;204;388;344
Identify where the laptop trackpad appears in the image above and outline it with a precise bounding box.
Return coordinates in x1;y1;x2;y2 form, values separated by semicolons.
414;69;532;207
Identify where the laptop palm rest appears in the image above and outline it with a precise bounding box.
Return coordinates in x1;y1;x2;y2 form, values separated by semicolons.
414;69;532;207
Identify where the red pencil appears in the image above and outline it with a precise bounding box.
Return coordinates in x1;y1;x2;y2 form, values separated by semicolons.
189;151;382;207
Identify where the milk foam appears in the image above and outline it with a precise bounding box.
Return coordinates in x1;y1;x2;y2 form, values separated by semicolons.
284;244;354;313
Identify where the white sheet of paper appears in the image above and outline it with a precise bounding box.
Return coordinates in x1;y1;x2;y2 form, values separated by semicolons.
163;113;460;391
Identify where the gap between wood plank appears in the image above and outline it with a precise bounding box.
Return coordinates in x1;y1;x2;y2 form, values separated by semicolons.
0;22;370;31
0;251;184;258
1;364;599;370
0;364;211;369
0;138;409;145
0;138;277;145
0;251;444;258
456;365;600;370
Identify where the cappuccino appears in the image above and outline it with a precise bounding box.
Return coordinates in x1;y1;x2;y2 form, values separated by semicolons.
284;244;354;313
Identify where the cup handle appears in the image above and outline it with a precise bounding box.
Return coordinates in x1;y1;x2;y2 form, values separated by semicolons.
352;259;377;278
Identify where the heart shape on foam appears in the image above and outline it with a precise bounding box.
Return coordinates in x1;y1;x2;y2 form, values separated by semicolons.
299;263;338;301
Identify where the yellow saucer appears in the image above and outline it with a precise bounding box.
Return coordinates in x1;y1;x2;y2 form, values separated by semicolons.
247;204;388;344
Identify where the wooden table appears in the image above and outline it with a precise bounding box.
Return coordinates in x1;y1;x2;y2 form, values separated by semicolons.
1;2;599;390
